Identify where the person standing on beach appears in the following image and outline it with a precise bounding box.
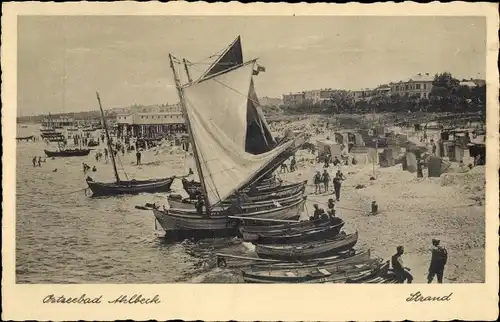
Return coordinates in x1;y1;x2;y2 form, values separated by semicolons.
32;157;37;167
322;170;330;192
290;156;297;172
38;156;42;167
332;171;345;202
391;246;413;283
427;239;448;283
136;150;142;165
313;171;322;194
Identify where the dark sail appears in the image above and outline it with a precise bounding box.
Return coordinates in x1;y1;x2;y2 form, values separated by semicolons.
246;79;276;154
204;36;243;78
200;36;276;155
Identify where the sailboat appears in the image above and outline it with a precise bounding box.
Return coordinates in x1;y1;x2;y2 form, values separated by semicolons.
180;36;303;199
85;92;175;197
153;37;306;239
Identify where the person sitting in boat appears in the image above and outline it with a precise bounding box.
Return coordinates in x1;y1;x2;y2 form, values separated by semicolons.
332;156;341;166
327;198;336;218
310;204;325;220
188;168;194;175
352;157;358;165
195;195;205;216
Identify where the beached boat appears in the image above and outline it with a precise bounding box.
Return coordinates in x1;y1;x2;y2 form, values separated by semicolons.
44;149;90;157
254;231;358;261
182;178;306;201
216;249;365;269
242;255;380;283
153;196;306;239
152;39;305;239
86;177;174;196
241;217;345;244
345;261;390;283
168;188;305;210
239;217;337;234
181;176;284;199
85;92;175;197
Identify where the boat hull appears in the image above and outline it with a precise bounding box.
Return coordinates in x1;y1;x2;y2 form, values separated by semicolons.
182;179;307;201
44;149;90;157
242;253;378;283
255;231;358;261
153;197;306;239
243;220;345;244
167;188;305;211
241;217;340;234
87;177;174;196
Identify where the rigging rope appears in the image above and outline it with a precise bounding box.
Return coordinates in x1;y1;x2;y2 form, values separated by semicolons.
186;63;262;108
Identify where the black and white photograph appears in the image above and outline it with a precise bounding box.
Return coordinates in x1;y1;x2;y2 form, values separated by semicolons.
2;2;499;321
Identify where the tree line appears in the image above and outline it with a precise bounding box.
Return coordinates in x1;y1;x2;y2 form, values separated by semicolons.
278;72;486;115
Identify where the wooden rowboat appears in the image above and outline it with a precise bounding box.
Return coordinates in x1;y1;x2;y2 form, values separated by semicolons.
153;196;306;240
86;176;175;197
254;231;358;261
168;188;305;210
181;178;306;201
240;217;341;235
215;249;362;269
242;255;379;283
242;218;345;244
44;148;90;157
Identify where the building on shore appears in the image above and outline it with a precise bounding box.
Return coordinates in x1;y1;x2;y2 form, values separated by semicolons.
304;89;338;104
388;73;434;99
115;111;186;138
283;92;306;106
41;116;74;128
351;88;374;102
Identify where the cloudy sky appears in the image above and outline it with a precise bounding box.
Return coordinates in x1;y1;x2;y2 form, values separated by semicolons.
17;16;485;116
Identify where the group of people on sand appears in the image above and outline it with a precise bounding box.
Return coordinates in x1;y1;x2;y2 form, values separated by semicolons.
313;169;346;201
280;156;297;173
31;156;45;167
391;239;448;284
82;162;97;173
310;198;337;221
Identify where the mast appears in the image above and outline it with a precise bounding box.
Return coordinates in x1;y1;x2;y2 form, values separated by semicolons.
96;92;121;183
169;54;211;213
183;59;193;83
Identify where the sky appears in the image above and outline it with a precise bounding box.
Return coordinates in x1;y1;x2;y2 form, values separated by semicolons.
17;16;486;116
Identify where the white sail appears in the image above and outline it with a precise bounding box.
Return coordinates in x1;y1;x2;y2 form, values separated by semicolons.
183;62;293;206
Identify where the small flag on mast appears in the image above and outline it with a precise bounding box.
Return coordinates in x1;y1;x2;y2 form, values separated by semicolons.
253;64;266;75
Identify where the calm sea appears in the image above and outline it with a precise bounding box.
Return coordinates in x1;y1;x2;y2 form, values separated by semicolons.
15;124;230;284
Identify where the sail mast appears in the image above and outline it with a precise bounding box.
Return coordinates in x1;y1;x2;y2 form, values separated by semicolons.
169;54;211;212
96;92;120;183
183;59;193;83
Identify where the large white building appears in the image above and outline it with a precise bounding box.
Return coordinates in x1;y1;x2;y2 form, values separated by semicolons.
115;111;185;138
388;73;434;99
